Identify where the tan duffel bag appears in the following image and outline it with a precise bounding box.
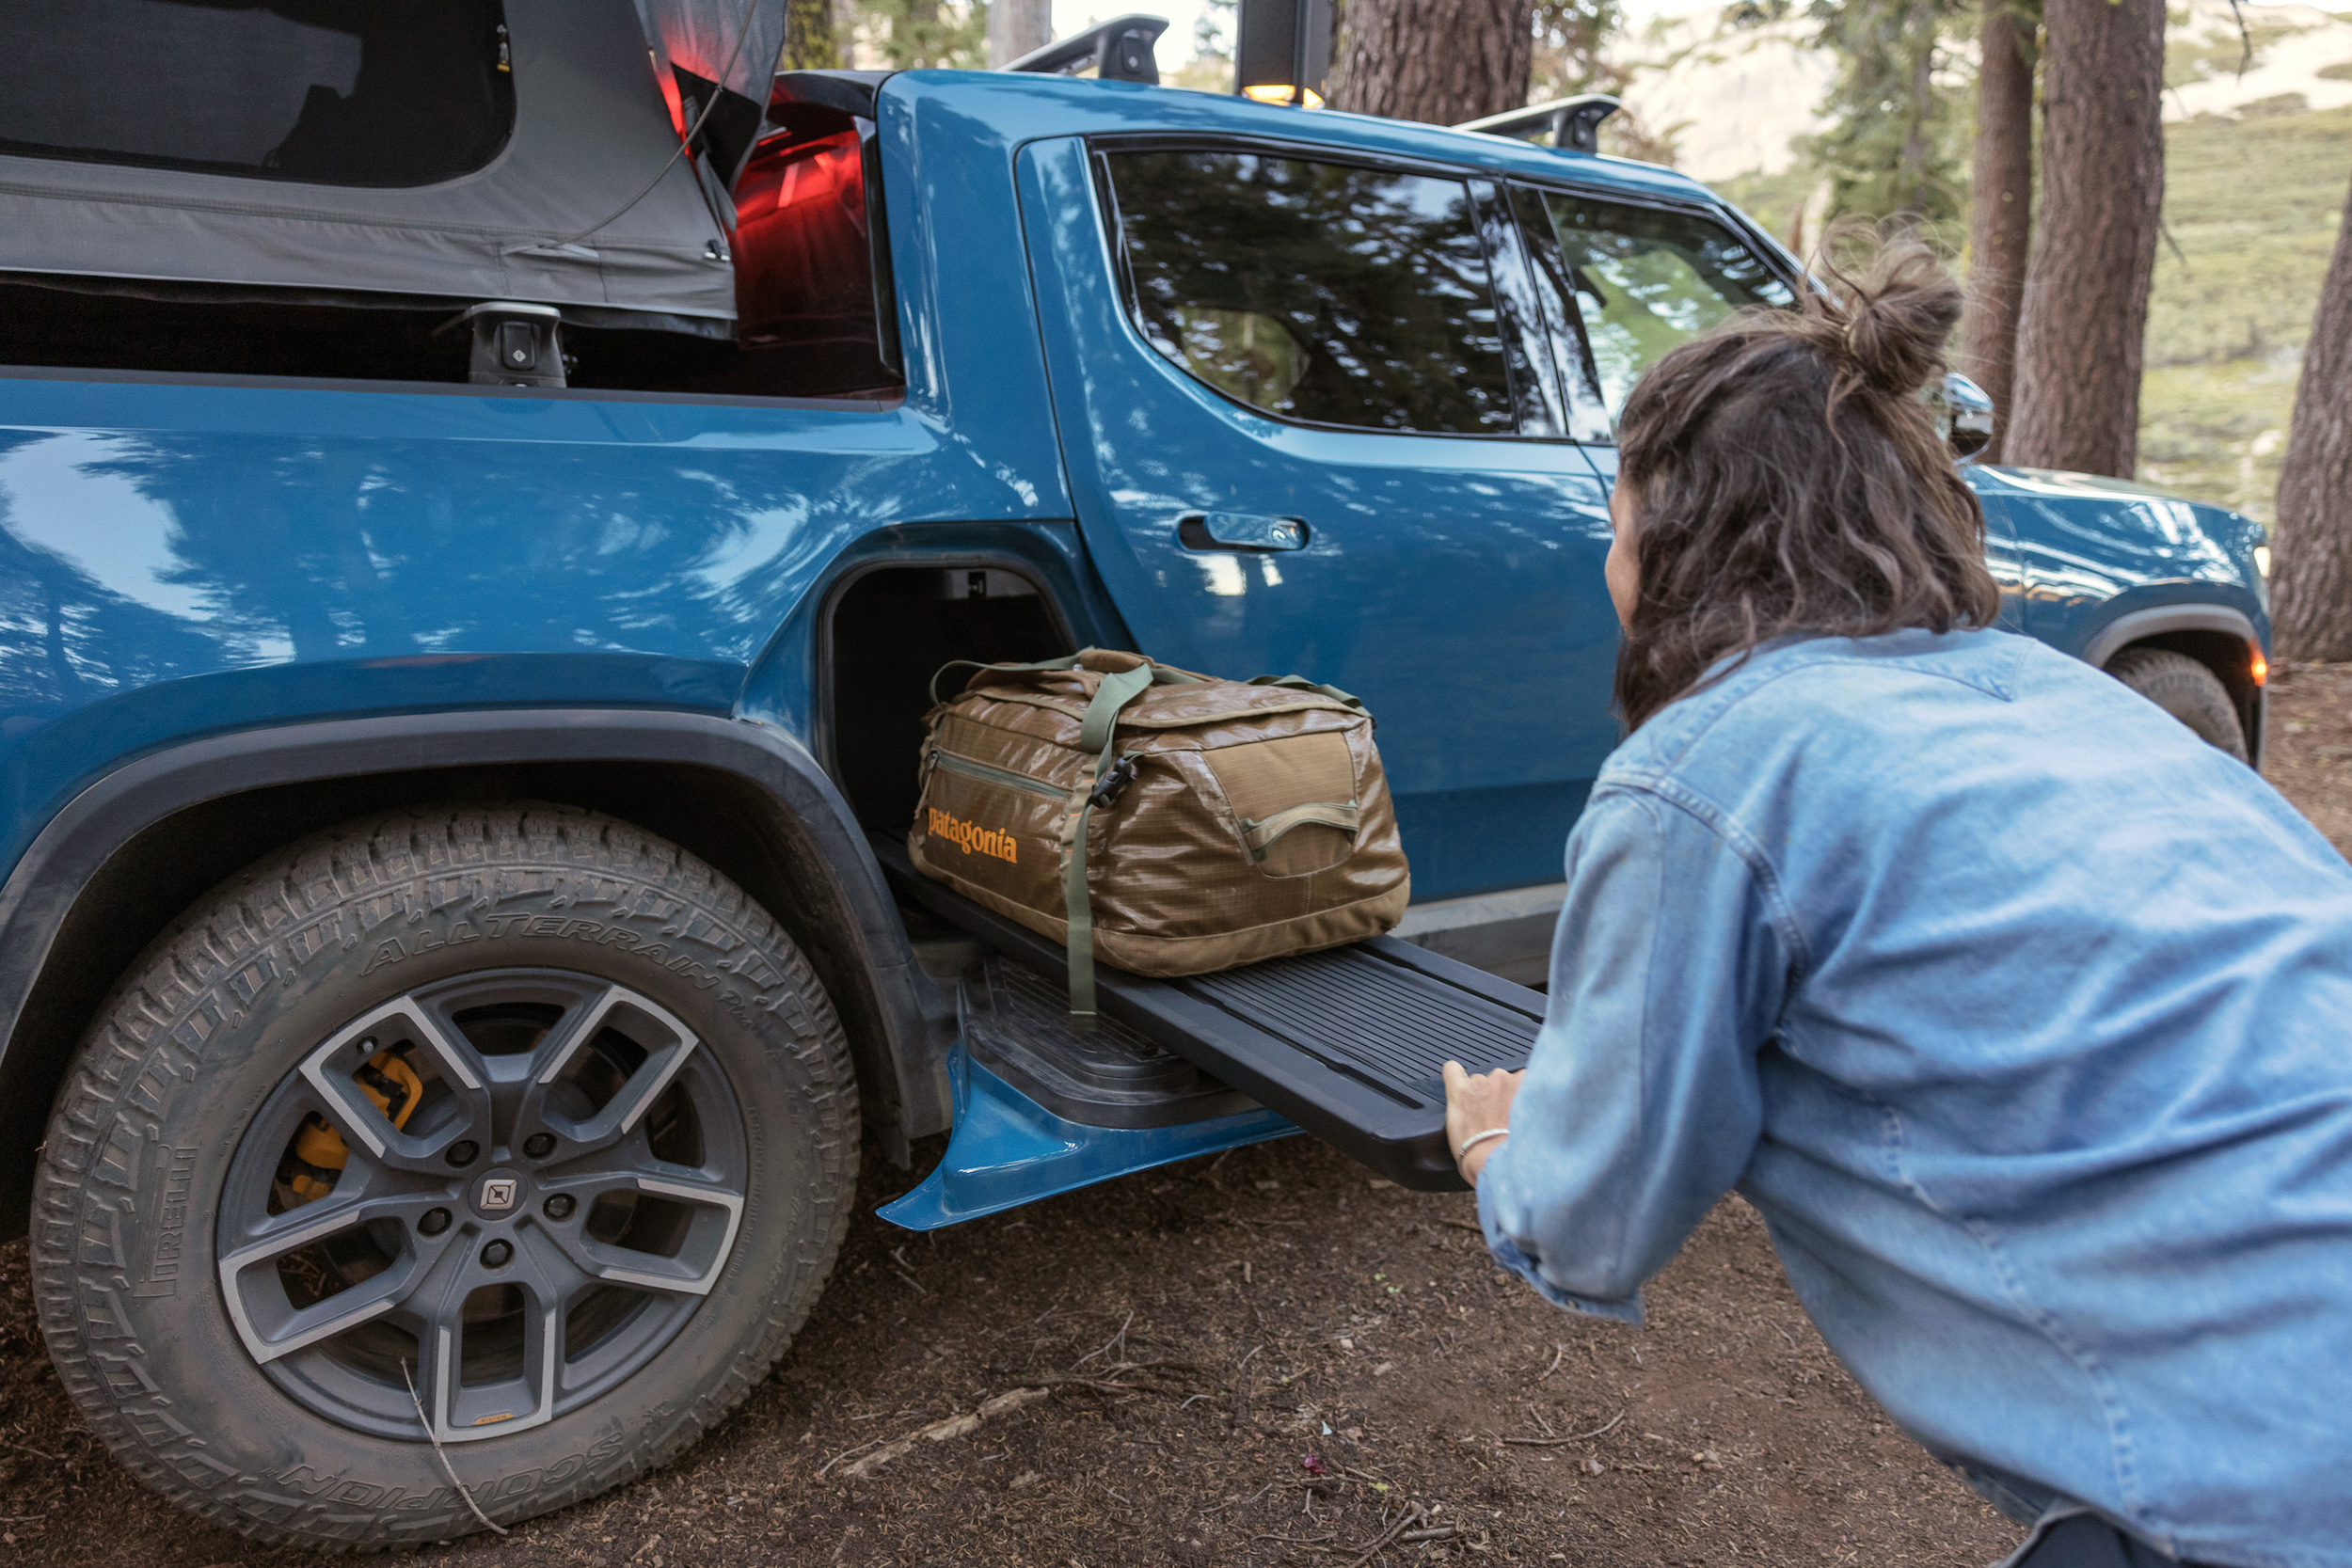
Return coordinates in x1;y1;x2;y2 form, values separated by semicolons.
908;648;1411;1022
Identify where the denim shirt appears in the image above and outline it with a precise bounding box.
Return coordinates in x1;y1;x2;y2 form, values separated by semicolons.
1475;628;2352;1568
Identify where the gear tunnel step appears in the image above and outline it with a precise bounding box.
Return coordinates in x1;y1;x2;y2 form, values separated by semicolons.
872;834;1545;1189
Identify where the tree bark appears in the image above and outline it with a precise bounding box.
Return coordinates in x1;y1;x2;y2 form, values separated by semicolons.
2005;0;2164;478
1330;0;1533;124
2270;173;2352;661
1960;2;2034;463
987;0;1053;65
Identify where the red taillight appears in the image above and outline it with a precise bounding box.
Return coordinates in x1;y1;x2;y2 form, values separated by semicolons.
2250;645;2269;687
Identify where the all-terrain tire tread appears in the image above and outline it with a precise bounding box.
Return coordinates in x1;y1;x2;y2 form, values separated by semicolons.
2106;646;2249;760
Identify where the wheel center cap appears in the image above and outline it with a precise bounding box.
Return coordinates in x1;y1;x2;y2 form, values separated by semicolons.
470;1166;527;1219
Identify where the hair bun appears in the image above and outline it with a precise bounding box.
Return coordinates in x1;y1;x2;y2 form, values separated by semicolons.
1827;240;1963;396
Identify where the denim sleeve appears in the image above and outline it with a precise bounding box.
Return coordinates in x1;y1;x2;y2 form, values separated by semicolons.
1474;785;1790;1323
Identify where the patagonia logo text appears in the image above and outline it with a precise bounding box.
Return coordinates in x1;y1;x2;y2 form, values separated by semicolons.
929;807;1019;863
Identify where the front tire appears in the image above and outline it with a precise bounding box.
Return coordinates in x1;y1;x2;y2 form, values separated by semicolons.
2107;646;2249;762
29;802;857;1549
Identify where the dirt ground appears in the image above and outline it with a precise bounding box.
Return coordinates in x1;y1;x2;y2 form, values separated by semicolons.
4;664;2346;1568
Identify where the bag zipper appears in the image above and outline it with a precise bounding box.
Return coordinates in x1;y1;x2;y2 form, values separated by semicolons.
929;749;1068;800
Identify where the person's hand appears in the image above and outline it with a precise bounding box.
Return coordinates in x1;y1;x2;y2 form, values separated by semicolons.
1442;1060;1523;1187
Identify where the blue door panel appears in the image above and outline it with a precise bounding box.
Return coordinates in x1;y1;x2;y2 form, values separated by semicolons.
1017;136;1621;902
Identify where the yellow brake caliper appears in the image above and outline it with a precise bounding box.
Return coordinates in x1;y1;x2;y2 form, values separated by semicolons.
283;1051;424;1204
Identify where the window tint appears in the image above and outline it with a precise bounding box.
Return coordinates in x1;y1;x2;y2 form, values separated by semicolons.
0;0;514;187
1529;192;1794;420
1103;150;1516;435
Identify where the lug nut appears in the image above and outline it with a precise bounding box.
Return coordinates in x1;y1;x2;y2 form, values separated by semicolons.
543;1194;577;1221
419;1207;452;1237
445;1140;479;1168
481;1239;514;1268
522;1132;556;1159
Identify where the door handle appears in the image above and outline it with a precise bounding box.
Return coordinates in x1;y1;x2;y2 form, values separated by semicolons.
1177;512;1309;552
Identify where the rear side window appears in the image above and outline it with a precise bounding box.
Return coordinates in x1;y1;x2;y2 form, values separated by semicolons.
1524;191;1794;420
1101;149;1516;436
0;0;514;186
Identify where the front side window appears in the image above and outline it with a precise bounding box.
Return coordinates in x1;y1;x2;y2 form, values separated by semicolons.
1526;191;1795;420
0;0;515;186
1101;149;1516;436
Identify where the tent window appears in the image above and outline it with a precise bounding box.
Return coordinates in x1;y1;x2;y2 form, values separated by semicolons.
0;0;516;187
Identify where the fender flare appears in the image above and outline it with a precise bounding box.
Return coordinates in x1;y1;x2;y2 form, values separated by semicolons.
2077;602;2263;670
0;708;937;1233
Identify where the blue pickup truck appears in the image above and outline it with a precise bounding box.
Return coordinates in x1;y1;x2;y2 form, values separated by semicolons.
0;3;2269;1546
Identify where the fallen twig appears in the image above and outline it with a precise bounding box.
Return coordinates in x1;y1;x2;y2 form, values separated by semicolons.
1539;1342;1565;1381
1073;1309;1135;1368
1399;1525;1458;1544
831;1387;1053;1480
1340;1502;1428;1567
1500;1409;1627;1448
402;1359;508;1536
0;1438;61;1462
1205;1481;1276;1515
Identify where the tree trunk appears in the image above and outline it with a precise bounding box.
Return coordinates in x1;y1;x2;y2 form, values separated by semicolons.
1330;0;1533;124
2270;173;2352;661
987;0;1052;65
1960;3;2034;461
2005;0;2163;478
782;0;838;70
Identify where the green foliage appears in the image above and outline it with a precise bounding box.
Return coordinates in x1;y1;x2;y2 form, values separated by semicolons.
2135;103;2352;522
1798;0;1973;225
780;0;842;70
1724;0;1975;228
1533;0;1629;97
858;0;988;68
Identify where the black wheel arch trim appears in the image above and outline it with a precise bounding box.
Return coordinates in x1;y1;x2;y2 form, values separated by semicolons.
2077;601;2264;669
0;707;943;1239
2070;592;2268;768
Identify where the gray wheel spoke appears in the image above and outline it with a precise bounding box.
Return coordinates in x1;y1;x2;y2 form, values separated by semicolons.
404;1256;562;1446
217;1186;455;1365
518;987;701;1159
535;1156;744;1297
297;994;492;1173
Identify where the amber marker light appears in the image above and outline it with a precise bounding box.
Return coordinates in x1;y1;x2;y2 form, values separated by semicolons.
1243;84;1326;106
2250;644;2269;687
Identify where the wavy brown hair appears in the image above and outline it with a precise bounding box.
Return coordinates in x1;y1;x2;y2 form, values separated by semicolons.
1611;238;2002;732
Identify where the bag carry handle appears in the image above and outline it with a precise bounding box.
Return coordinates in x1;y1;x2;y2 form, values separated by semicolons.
1240;801;1360;862
1246;673;1366;711
927;648;1210;706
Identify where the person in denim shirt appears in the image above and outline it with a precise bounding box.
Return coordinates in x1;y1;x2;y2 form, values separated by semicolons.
1443;245;2352;1568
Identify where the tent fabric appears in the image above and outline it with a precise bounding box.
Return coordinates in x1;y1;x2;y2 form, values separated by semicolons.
0;0;783;327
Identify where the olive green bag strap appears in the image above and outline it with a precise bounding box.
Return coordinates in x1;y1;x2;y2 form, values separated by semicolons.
1063;665;1156;1029
927;654;1084;705
1246;673;1367;711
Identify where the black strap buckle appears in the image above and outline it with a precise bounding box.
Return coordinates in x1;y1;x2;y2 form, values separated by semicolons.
1088;755;1140;811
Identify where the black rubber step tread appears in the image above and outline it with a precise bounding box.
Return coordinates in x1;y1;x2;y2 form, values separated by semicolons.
964;958;1261;1131
871;834;1547;1189
1184;946;1537;1098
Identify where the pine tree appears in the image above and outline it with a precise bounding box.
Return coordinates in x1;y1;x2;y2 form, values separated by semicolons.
1959;0;2037;462
2005;0;2165;478
1330;0;1534;124
2270;172;2352;660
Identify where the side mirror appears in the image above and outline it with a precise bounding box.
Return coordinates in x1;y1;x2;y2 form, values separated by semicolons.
1938;371;1995;461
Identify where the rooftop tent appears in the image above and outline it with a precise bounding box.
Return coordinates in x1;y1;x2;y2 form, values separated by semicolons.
0;0;784;333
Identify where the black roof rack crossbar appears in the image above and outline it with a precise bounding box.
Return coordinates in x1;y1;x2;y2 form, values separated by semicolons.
1455;93;1621;153
1003;14;1169;84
